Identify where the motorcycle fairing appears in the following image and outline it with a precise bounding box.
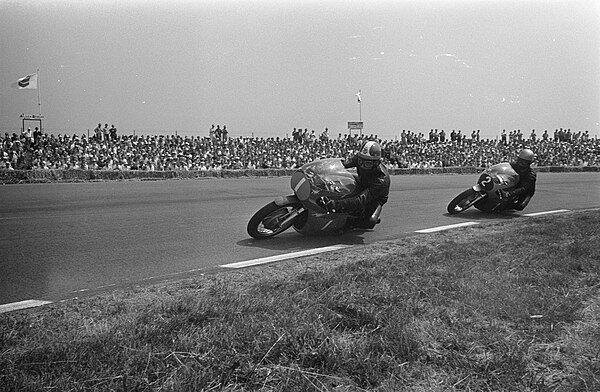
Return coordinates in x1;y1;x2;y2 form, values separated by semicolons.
481;163;520;193
293;158;357;202
288;158;361;235
475;163;520;211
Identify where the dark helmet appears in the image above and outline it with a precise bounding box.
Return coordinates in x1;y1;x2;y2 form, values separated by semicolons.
357;141;382;170
514;148;535;169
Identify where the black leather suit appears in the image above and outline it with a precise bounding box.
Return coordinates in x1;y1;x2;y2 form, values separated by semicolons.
334;155;391;228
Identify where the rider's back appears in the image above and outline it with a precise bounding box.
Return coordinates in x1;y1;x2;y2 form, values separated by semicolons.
509;162;537;196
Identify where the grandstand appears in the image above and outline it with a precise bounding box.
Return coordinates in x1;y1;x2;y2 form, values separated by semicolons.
2;128;599;172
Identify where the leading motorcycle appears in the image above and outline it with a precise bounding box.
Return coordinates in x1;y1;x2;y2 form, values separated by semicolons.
447;162;520;214
247;158;364;239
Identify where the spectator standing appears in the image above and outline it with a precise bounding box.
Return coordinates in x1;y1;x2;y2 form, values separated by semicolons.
302;129;310;144
582;130;589;141
530;129;537;142
209;124;216;141
94;123;102;141
33;127;42;147
22;127;33;148
109;125;117;141
222;125;228;141
400;130;407;145
456;130;463;144
103;124;110;141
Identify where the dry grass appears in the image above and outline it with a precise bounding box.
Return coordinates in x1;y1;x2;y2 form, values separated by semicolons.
1;210;599;391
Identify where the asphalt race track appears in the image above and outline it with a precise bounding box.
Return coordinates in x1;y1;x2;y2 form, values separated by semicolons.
1;172;599;308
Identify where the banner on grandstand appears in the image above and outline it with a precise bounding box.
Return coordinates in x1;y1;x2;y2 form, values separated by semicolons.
11;73;38;90
20;113;44;120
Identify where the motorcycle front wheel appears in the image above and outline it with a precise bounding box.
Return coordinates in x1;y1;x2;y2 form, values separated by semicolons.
247;201;304;239
447;189;484;214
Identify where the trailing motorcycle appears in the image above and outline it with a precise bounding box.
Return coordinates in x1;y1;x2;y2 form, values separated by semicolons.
447;162;520;214
247;158;365;239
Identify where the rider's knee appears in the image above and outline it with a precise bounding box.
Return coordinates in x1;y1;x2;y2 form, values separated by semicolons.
365;204;383;228
365;217;378;229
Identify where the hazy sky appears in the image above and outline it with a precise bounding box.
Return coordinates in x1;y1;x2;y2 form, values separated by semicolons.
1;0;599;140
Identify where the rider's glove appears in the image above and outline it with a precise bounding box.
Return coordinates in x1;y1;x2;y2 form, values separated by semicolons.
317;196;337;213
497;189;512;199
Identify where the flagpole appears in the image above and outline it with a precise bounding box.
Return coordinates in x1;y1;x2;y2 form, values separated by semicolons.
37;69;42;116
359;100;361;122
355;89;362;122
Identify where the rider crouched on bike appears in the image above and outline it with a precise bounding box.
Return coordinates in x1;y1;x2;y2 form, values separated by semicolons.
497;148;537;211
317;140;391;229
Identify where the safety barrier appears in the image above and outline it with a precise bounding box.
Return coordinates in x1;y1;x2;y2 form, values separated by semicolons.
0;166;597;184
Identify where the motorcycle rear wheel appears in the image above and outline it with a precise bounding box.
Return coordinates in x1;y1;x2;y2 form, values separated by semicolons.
247;201;303;239
447;188;484;214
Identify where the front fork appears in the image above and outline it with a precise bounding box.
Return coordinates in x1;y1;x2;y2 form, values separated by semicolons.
273;195;305;230
472;185;508;211
279;207;306;229
470;185;488;205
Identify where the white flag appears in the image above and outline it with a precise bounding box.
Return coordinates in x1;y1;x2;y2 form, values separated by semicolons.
355;90;362;103
11;73;38;90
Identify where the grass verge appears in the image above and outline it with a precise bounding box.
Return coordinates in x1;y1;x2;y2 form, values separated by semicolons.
1;210;599;391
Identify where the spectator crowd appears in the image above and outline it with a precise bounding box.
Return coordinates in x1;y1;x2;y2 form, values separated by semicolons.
2;125;599;172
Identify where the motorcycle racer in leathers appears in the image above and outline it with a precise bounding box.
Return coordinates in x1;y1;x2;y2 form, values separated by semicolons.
495;148;537;211
317;140;390;229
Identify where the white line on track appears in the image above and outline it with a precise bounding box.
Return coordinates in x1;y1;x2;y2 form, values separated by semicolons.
415;222;479;233
220;245;352;269
0;299;53;314
523;209;570;217
1;209;574;314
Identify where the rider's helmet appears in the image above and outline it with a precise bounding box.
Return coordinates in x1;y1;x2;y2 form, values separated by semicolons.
513;148;535;170
357;141;382;171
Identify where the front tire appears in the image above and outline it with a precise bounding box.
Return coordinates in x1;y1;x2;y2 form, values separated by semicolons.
247;201;303;239
447;188;484;214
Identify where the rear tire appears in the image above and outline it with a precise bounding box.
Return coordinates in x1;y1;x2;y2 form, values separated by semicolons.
447;188;483;214
247;201;302;239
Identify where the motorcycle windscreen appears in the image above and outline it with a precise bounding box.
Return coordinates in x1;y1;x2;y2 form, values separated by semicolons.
298;158;357;199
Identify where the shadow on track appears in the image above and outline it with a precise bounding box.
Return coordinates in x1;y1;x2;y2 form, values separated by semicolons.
443;210;522;220
236;229;371;251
